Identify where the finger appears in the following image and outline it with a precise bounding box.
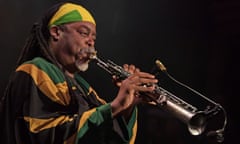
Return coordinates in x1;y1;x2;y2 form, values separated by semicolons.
128;64;136;74
134;71;156;79
131;83;156;93
135;68;140;73
138;77;158;86
123;64;129;71
123;64;138;74
127;73;158;86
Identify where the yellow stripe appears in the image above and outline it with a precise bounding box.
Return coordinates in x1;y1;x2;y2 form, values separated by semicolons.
24;115;74;133
89;87;107;104
129;119;138;144
49;3;96;26
78;108;96;131
129;109;138;144
17;64;70;105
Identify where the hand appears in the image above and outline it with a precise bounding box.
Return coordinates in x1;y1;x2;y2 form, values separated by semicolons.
110;64;158;117
112;64;140;87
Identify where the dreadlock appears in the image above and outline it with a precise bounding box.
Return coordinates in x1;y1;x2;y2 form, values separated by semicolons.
12;2;88;110
0;2;67;110
0;3;64;107
16;2;66;67
1;2;97;111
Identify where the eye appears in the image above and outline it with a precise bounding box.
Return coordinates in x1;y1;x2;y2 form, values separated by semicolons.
79;31;89;37
77;28;89;37
92;35;96;42
76;27;96;42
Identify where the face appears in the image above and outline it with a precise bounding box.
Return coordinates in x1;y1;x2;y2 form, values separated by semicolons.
50;21;96;73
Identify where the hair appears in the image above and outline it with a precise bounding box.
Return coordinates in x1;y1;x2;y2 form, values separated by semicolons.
16;2;66;67
7;2;88;109
0;2;64;102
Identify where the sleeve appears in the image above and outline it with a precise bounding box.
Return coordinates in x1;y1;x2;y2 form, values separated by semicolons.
73;73;138;144
6;64;115;144
127;107;138;144
75;103;138;144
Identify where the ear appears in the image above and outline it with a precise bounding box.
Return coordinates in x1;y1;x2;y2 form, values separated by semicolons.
49;26;62;41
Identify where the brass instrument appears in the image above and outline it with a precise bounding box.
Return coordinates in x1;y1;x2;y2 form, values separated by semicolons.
88;51;227;141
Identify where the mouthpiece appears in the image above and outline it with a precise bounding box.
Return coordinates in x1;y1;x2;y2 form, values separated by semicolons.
85;48;97;60
155;59;167;72
89;51;97;60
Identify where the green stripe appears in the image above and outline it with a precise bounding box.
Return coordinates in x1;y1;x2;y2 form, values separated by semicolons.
52;10;83;26
24;57;65;84
76;104;112;143
74;74;90;92
127;107;137;139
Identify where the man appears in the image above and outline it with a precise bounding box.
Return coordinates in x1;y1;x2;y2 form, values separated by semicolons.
1;2;158;144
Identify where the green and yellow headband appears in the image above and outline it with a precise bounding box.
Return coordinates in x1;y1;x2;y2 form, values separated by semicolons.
48;3;96;27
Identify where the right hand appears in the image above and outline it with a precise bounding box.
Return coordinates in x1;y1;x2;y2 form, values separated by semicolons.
110;64;158;117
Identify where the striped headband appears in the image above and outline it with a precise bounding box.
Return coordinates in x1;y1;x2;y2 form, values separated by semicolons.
48;3;96;27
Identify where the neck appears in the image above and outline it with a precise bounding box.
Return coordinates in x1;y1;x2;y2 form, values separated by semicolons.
65;70;75;78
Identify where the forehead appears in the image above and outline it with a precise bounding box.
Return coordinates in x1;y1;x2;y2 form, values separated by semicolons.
65;21;96;33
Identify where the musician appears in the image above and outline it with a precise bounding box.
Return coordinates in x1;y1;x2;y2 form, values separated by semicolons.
1;2;158;144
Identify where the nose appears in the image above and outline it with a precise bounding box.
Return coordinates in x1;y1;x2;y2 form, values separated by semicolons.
86;36;95;47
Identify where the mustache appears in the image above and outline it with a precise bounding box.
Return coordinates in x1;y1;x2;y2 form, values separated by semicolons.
76;47;97;61
78;47;96;56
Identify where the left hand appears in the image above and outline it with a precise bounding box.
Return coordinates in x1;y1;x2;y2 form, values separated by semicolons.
112;64;140;87
113;64;156;105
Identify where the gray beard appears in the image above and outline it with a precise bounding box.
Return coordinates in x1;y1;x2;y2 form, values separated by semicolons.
75;47;95;72
75;61;89;72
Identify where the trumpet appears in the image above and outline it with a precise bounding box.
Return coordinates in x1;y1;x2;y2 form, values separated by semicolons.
88;51;226;139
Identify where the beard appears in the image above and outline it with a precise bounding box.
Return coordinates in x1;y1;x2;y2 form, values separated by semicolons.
74;47;96;72
75;60;89;72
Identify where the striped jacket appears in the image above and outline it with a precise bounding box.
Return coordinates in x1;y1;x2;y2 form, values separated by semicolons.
2;57;137;144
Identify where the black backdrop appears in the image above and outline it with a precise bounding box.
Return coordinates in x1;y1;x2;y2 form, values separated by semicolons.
0;0;239;143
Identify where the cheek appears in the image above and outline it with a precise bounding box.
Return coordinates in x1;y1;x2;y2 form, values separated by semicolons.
64;39;81;55
61;33;85;55
70;44;80;54
69;36;85;51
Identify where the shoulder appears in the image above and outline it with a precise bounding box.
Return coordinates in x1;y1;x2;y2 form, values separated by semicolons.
16;57;65;83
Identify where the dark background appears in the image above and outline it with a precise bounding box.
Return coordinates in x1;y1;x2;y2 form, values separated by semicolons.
0;0;239;144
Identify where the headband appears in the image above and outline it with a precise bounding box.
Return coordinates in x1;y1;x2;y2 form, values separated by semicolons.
48;3;96;27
